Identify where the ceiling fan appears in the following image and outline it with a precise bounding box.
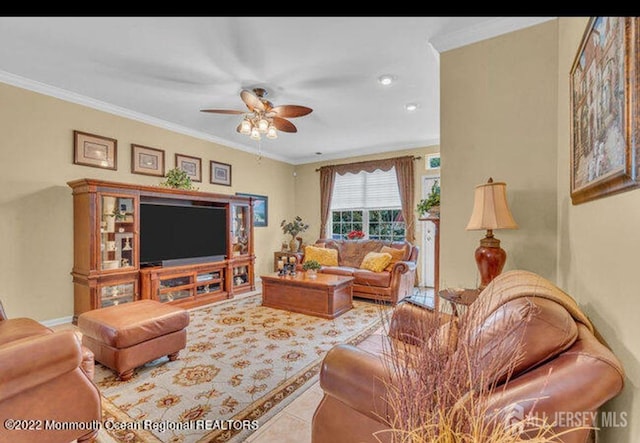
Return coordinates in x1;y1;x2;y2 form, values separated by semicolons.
201;88;313;140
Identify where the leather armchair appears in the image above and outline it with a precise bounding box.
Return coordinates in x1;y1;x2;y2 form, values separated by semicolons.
0;301;101;443
312;271;625;443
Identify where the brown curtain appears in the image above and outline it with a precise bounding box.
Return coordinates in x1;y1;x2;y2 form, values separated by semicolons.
394;156;415;243
318;155;416;242
319;166;336;238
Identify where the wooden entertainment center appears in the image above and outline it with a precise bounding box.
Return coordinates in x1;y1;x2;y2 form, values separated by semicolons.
68;178;255;322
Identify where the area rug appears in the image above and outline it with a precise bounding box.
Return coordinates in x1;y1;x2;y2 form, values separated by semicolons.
95;293;388;442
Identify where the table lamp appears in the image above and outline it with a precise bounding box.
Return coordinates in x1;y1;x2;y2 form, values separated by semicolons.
465;178;518;289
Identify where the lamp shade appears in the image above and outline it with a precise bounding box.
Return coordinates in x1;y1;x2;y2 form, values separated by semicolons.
465;179;518;231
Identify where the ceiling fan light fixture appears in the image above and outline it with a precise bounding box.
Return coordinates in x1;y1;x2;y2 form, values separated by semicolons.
266;125;278;139
240;119;252;134
257;117;269;133
250;126;261;140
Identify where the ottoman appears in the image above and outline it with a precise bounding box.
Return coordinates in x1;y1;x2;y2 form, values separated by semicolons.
78;300;190;380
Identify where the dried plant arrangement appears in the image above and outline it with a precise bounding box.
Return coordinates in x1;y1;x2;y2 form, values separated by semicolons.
374;289;591;443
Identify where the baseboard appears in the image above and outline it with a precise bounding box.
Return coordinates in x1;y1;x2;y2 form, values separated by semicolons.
41;316;74;328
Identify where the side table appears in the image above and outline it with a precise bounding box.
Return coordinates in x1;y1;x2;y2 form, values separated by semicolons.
273;251;304;271
438;288;480;316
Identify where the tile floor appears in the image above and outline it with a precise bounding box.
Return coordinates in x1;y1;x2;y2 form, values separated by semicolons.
58;286;437;442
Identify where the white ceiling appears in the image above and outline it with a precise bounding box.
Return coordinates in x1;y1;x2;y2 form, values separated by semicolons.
0;17;554;165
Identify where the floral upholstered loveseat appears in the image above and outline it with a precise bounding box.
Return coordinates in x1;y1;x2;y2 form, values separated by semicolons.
300;238;418;304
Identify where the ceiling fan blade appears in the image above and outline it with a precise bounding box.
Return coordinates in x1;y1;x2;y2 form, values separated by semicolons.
240;89;265;112
200;109;245;115
270;105;313;118
272;116;297;133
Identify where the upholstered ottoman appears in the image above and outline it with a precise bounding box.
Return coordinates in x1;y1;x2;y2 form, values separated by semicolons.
78;300;189;380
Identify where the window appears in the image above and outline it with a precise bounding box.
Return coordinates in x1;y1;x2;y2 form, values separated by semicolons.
329;168;405;241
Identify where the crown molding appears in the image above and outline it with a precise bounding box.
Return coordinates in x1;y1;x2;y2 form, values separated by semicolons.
0;69;291;164
429;17;556;53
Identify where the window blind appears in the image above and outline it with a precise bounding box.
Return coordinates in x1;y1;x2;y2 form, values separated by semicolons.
331;167;401;210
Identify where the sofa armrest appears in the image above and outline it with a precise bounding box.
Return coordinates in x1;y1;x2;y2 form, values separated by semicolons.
0;330;83;402
388;260;415;275
389;302;456;348
320;344;394;423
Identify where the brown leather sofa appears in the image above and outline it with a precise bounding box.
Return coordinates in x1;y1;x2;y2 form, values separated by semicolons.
312;270;625;443
0;301;101;443
304;239;418;304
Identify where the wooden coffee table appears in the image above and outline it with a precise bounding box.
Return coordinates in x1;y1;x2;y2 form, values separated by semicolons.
261;272;354;319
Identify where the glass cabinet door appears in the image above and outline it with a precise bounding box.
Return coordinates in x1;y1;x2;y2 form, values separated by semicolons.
231;204;250;257
100;281;135;308
100;195;136;271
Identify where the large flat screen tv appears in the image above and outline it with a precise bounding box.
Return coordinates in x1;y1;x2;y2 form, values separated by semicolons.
140;203;227;266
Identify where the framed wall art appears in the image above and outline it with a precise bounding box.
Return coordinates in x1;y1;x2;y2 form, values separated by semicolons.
426;153;441;170
131;144;165;177
175;153;202;182
570;17;640;204
73;130;117;170
236;192;268;227
210;161;232;186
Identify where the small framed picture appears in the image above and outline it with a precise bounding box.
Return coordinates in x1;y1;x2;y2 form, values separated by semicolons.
210;161;232;186
131;144;165;177
175;153;202;182
426;153;441;170
73;130;117;170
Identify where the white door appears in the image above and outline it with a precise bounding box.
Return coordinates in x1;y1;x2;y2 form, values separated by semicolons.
421;175;440;287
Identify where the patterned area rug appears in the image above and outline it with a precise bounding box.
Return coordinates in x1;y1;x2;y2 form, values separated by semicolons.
95;294;387;442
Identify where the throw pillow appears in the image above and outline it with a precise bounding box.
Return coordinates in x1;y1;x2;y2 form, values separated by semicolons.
381;246;407;271
304;245;338;267
360;252;393;273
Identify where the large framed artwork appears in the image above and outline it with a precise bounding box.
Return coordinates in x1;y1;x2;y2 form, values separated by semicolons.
236;193;268;227
570;17;640;204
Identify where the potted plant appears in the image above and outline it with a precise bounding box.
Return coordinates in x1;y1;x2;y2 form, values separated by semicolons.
160;167;197;190
417;179;440;217
280;216;309;252
302;259;321;278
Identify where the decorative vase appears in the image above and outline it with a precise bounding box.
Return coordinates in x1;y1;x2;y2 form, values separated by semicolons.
289;236;299;252
306;270;317;278
428;205;440;217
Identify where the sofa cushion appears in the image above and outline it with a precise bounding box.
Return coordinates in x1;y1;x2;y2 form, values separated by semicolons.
354;269;392;287
459;297;578;383
305;245;339;266
381;246;407;271
335;240;383;268
321;266;357;277
360;252;393;272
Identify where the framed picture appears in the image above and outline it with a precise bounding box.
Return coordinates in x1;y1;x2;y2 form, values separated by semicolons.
131;144;165;177
175;153;202;182
73;130;117;170
236;193;268;227
426;153;441;170
570;17;640;204
210;161;232;186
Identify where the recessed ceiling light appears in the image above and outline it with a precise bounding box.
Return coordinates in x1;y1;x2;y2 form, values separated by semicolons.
378;74;395;86
405;103;419;112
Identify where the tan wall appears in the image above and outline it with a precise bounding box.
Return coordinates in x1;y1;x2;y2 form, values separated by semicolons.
439;20;559;288
557;17;639;441
293;146;439;249
0;82;294;321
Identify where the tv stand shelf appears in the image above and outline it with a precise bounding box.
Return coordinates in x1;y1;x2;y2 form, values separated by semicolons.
68;178;255;321
140;261;228;308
